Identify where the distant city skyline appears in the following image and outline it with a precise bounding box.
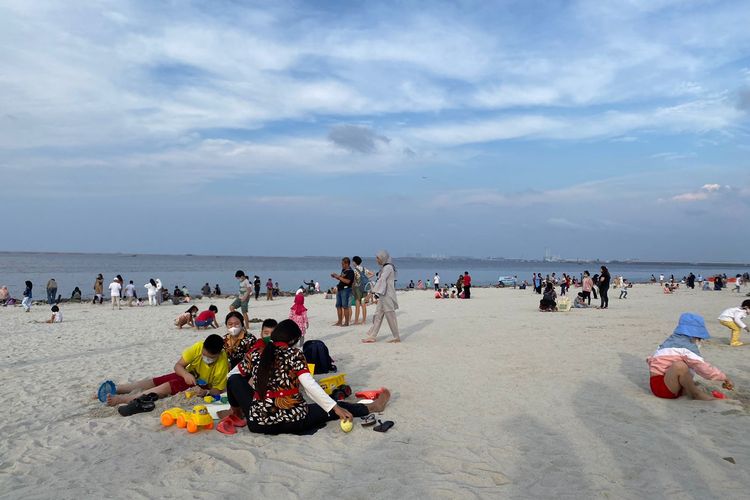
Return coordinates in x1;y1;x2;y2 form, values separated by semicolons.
1;1;749;261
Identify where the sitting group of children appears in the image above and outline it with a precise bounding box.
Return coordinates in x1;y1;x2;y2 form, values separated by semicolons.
100;291;389;435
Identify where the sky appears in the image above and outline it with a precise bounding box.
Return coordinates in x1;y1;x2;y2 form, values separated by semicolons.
1;0;749;262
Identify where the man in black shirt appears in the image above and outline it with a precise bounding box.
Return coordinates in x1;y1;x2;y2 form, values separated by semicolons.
331;257;355;327
253;276;261;300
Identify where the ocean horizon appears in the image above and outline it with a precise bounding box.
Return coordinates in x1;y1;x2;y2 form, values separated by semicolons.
1;251;747;300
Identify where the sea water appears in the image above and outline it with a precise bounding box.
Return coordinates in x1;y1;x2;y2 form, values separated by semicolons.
0;252;746;299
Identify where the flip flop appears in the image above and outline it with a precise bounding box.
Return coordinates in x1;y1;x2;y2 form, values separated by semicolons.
97;380;117;403
117;398;156;417
216;417;237;435
355;388;384;399
360;414;376;426
226;414;246;427
373;420;394;433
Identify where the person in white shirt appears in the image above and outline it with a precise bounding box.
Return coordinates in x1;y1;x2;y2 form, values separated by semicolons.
109;278;122;310
144;279;158;306
124;280;136;306
733;275;743;293
718;300;750;347
434;273;440;291
46;305;63;323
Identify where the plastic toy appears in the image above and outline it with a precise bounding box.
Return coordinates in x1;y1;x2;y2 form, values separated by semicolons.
340;420;353;433
317;373;351;401
203;394;222;403
161;407;188;428
161;405;215;432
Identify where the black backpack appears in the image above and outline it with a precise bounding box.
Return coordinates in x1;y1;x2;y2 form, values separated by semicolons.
303;340;336;374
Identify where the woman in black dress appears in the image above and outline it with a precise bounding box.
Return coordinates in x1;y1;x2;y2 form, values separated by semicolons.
599;266;611;309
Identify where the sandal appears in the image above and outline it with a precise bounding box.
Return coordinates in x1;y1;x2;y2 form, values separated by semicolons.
355;388;384;400
216;418;237;435
117;397;156;417
97;380;117;403
373;420;394;433
226;414;246;427
360;414;376;426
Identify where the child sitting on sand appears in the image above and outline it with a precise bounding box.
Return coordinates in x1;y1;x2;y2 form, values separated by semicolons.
224;311;258;369
289;294;309;345
718;300;750;347
45;305;63;323
174;305;199;329
195;305;220;329
101;334;228;407
539;282;557;311
647;313;733;400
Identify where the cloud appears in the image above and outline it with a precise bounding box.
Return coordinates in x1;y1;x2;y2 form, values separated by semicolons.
328;125;390;154
671;183;730;202
737;87;750;111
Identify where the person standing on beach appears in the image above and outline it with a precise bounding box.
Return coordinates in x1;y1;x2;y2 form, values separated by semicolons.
598;266;611;309
456;275;463;296
266;278;274;301
352;256;372;325
145;279;158;306
93;274;104;304
434;273;440;291
362;250;400;343
331;257;354;327
109;277;122;310
201;283;212;297
253;276;261;300
463;271;472;299
155;279;163;305
46;278;57;305
230;270;252;326
581;271;593;305
22;281;33;312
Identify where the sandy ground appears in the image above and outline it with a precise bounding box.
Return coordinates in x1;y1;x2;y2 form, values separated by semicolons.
1;285;750;499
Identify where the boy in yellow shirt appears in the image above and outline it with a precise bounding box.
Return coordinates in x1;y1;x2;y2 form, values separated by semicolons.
102;334;228;407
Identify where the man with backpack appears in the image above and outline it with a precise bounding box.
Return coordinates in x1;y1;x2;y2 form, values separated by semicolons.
352;256;372;325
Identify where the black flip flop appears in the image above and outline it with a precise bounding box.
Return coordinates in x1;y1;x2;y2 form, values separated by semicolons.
360;414;376;427
373;420;394;432
118;397;156;417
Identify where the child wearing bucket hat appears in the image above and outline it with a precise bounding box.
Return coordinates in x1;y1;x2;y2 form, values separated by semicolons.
647;313;733;400
718;299;750;347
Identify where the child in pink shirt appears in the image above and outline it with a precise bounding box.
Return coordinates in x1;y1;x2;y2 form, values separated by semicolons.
289;293;309;345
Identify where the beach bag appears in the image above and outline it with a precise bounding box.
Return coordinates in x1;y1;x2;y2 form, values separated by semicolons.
303;340;336;374
354;267;369;293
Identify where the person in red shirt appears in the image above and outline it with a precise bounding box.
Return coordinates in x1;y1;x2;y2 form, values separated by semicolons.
195;305;219;329
463;271;472;299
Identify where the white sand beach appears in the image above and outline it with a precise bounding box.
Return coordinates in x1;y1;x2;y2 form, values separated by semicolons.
2;285;750;499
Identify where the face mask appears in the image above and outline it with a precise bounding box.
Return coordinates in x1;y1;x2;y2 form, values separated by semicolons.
202;355;216;365
228;326;242;336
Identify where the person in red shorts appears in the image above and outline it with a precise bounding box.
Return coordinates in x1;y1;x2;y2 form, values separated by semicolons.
647;313;733;400
195;305;220;329
102;334;228;406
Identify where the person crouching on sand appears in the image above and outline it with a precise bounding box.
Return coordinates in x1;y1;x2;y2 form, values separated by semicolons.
718;299;750;347
174;305;199;329
100;334;228;406
647;313;733;400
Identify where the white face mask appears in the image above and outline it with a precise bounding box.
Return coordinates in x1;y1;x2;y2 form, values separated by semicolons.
202;355;217;365
228;326;242;337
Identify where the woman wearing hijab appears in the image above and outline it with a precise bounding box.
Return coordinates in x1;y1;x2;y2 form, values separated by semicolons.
362;250;400;343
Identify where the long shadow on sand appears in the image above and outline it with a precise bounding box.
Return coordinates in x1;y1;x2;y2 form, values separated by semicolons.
399;319;433;340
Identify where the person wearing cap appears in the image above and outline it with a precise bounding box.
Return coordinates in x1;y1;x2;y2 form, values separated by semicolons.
647;313;733;400
108;277;122;310
718;299;750;347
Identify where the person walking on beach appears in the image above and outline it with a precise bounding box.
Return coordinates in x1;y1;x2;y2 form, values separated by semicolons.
331;258;354;326
124;280;136;306
434;273;440;291
22;281;33;312
253;276;261;300
598;266;611;309
266;278;274;301
46;278;57;305
463;271;472;299
362;250;400;343
230;270;252;326
93;274;104;304
718;300;750;347
109;277;122;310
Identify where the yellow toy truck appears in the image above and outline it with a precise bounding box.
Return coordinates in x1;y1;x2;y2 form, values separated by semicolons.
160;405;214;433
317;373;352;401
